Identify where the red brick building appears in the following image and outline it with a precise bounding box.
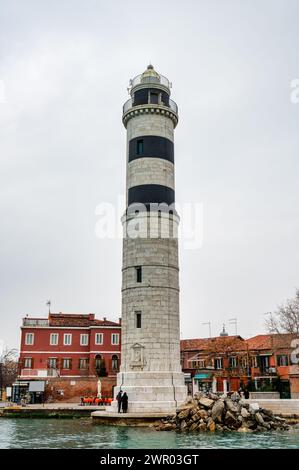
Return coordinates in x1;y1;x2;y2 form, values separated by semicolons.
14;312;121;402
181;333;299;398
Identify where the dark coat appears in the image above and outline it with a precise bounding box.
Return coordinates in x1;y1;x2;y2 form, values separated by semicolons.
121;393;128;411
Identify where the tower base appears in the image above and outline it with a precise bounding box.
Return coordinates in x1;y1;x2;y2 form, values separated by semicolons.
111;371;187;413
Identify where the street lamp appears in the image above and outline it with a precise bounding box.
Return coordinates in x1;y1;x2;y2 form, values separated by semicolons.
0;361;3;401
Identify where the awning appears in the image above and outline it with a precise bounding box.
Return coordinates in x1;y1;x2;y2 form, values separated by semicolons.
29;381;45;392
194;373;212;380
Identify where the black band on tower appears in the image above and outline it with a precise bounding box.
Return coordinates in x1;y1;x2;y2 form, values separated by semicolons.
129;136;174;163
133;88;170;107
128;184;175;207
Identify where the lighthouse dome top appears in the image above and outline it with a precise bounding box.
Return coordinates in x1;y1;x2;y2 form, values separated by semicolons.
129;64;172;91
140;64;160;83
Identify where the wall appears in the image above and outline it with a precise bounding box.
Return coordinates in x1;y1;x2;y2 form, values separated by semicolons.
44;377;116;402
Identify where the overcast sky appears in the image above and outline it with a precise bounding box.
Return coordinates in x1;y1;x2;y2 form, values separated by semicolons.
0;0;298;350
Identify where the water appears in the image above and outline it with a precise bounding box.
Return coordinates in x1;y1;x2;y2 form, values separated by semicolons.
0;418;298;449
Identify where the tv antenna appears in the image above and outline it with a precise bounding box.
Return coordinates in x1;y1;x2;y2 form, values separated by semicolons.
202;322;212;338
229;317;238;335
46;300;51;314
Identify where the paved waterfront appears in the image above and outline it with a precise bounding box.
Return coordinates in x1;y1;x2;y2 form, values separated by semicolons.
0;418;298;449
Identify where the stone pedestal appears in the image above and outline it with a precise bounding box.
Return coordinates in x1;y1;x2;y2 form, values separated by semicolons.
111;371;186;413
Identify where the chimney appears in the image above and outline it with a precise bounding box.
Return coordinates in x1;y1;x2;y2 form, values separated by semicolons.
119;317;122;325
103;317;107;321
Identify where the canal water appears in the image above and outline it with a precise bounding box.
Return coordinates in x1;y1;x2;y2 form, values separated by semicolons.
0;419;299;449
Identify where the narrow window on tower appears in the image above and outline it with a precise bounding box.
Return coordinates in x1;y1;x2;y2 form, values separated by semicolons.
149;91;159;104
135;311;142;329
137;139;143;155
135;266;142;283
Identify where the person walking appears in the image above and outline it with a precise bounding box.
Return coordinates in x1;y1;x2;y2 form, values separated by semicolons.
116;390;123;413
121;392;128;413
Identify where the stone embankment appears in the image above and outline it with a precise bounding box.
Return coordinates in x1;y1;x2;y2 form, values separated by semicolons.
154;393;290;433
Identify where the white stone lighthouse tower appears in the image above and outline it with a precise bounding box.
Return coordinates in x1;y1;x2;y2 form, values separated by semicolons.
113;65;187;413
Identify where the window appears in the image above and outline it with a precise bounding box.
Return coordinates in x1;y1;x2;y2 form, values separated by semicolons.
137;139;143;155
80;334;89;346
95;355;102;369
50;333;59;346
240;356;248;367
111;333;119;345
63;334;72;346
48;358;57;369
25;333;34;345
136;266;142;283
135;311;142;329
112;355;119;370
251;356;258;368
277;355;289;366
214;358;223;370
95;333;103;345
229;357;237;368
198;359;205;369
62;358;71;369
149;91;159;104
24;358;32;368
79;358;89;369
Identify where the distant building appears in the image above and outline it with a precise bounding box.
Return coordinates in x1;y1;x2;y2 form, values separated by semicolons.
14;312;121;403
181;333;299;398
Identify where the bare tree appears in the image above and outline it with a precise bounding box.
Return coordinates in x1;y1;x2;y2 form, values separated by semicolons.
0;348;18;390
266;289;299;334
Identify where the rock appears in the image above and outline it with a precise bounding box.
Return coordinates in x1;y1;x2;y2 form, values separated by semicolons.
207;418;216;432
238;426;253;433
197;422;207;432
211;400;225;422
245;420;256;429
191;412;202;423
231;392;241;402
178;408;191;420
189;422;198;432
274;416;286;422
208;393;219;401
255;412;265;425
249;403;260;413
160;423;175;431
198;409;208;419
198;397;214;408
180;420;188;431
241;407;250;418
225;398;239;413
225;410;239;428
262;408;274;418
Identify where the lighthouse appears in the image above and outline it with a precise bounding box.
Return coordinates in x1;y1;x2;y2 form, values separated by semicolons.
113;65;187;413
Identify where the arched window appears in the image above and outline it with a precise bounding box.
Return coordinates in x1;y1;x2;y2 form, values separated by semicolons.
95;355;102;370
112;355;119;370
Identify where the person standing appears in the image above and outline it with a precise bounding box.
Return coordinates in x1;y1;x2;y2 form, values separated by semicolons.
116;390;123;413
121;392;128;413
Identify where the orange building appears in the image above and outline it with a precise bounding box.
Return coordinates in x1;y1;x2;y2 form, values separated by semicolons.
181;333;299;398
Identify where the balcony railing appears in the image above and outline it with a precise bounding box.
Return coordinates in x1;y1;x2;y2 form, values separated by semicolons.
22;318;49;327
123;98;178;115
129;73;171;90
20;368;59;378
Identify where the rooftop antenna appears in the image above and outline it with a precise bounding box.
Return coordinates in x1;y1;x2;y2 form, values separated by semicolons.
46;300;51;315
202;322;212;338
229;317;238;335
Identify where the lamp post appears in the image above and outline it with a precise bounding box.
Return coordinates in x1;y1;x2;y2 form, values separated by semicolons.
0;361;3;401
